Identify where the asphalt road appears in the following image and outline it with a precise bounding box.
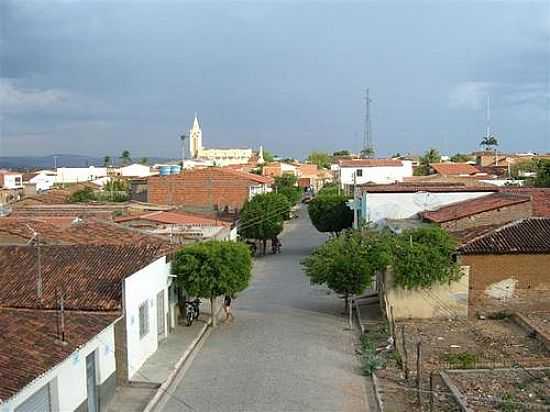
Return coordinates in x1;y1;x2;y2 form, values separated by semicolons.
161;207;368;412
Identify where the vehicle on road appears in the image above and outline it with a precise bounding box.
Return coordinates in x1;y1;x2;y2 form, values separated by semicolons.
184;298;201;326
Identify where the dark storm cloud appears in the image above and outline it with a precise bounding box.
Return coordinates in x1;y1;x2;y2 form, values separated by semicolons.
1;1;549;157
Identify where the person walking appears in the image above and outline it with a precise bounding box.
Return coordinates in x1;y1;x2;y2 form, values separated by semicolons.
223;294;234;322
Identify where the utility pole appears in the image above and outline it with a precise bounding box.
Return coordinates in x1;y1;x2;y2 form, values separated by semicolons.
363;89;374;157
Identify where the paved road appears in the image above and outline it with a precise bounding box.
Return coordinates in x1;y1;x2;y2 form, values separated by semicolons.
161;208;368;412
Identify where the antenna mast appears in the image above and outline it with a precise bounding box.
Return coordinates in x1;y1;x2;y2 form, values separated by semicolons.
486;95;491;140
363;89;374;157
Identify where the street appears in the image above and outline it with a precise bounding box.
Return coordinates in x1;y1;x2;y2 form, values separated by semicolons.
160;208;368;412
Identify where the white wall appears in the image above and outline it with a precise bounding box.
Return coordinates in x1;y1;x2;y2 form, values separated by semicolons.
340;161;413;186
55;167;107;184
119;164;153;177
29;172;56;192
2;174;23;190
362;191;494;223
3;323;117;412
124;257;170;379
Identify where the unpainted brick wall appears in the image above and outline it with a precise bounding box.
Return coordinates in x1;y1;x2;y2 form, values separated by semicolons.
460;254;550;317
442;201;532;232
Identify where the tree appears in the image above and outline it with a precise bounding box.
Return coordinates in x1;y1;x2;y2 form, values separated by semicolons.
103;155;111;167
68;187;96;203
414;148;441;176
450;153;473;163
238;192;290;254
274;174;301;205
360;147;375;158
172;241;252;327
510;159;538;179
120;150;131;166
302;230;391;310
139;157;148;165
390;226;461;290
480;135;498;151
333;150;351;157
262;150;275;163
534;159;550;187
306;151;331;169
308;192;353;234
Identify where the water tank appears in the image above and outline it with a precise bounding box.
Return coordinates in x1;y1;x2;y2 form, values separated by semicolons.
170;165;181;175
159;166;171;176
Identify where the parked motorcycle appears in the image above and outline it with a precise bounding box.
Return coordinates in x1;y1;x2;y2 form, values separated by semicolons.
184;298;201;326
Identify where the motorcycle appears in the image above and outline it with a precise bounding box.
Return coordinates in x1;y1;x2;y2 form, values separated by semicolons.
184;298;201;326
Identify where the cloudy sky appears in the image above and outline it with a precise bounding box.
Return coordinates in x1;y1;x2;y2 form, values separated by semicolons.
1;1;549;159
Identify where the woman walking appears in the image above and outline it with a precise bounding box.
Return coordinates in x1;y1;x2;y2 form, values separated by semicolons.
223;294;234;322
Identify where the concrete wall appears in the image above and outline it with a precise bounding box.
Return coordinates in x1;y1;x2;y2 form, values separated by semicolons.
361;191;493;224
29;173;56;192
340;161;413;187
4;323;117;412
440;201;532;232
382;267;469;321
460;254;550;316
124;257;170;379
55;167;107;183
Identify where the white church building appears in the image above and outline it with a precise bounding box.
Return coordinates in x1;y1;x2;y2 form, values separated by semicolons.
186;114;262;167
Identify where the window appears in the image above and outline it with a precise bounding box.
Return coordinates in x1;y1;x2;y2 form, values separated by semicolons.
139;301;149;338
356;169;363;177
15;383;52;412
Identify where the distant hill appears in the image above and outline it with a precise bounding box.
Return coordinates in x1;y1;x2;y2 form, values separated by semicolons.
0;154;176;170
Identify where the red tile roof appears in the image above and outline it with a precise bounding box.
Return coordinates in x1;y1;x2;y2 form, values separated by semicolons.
431;163;482;176
501;188;550;217
115;210;228;226
457;218;550;255
170;167;273;185
339;159;403;168
0;244;164;311
0;308;119;401
422;192;530;223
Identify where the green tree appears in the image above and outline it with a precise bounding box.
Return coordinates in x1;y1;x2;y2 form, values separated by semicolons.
172;241;252;326
262;150;275;163
120;150;131;166
510;159;537;179
308;192;353;235
103;155;112;167
239;192;290;254
450;153;473;163
139;157;148;165
306;151;331;169
333;150;351;157
68;187;96;203
534;159;550;187
414;148;441;176
274;174;301;205
391;226;461;290
360;147;375;158
302;230;391;310
480;135;499;151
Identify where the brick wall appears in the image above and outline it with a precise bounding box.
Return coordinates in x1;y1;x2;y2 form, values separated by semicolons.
441;201;532;232
148;175;251;210
460;254;550;316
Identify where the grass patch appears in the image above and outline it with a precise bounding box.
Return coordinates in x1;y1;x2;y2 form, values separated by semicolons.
441;351;479;369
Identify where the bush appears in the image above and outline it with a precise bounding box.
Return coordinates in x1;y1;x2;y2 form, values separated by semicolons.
307;193;353;234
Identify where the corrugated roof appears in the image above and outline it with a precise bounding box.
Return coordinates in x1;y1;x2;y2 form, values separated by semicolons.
458;218;550;255
0;308;119;401
339;159;403;168
422;192;530;223
431;163;482;176
0;244;164;311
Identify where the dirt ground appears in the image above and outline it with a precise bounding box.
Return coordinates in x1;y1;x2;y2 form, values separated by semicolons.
446;368;550;411
525;312;550;338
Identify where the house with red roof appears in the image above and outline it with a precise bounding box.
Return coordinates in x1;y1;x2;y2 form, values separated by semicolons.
334;158;413;191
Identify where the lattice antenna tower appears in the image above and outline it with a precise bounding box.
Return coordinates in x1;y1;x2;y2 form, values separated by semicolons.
363;88;374;157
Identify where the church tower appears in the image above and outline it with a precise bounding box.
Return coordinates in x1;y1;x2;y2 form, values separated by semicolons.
189;113;203;158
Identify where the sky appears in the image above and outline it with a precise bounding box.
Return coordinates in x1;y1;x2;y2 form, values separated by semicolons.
1;0;549;160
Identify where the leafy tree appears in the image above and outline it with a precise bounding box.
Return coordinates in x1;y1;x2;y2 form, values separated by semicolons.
308;192;353;234
480;135;499;151
510;159;538;179
139;157;148;165
302;230;391;310
68;187;96;203
390;226;461;290
534;159;550;187
172;241;252;326
414;148;441;176
450;153;473;163
104;178;128;192
333;150;351;157
274;174;301;205
306;151;331;169
120;150;131;166
360;147;375;158
103;155;111;167
392;153;402;158
239;192;290;254
262;150;275;163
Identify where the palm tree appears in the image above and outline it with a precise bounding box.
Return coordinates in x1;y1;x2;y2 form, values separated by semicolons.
120;150;131;166
480;136;498;151
103;155;111;167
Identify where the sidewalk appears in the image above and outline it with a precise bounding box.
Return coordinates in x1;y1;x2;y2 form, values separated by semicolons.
107;301;222;412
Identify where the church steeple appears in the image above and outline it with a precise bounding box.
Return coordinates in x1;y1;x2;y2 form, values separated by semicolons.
189;113;203;159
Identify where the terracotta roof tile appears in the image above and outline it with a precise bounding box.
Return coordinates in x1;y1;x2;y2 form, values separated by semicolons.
501;188;550;217
431;163;482;176
457;218;550;255
422;192;530;223
339;159;403;167
0;244;164;311
0;308;119;401
115;210;228;226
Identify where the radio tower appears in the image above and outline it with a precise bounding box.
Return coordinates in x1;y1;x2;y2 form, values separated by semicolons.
363;88;374;158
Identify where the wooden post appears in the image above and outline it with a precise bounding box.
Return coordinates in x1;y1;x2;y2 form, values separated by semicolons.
416;341;422;405
401;327;409;380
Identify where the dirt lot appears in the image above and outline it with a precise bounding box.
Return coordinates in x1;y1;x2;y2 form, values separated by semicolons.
445;368;550;411
525;312;550;338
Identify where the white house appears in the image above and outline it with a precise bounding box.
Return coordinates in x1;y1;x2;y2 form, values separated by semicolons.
118;163;155;178
26;170;57;192
336;159;413;189
354;183;499;226
0;172;23;190
55;167;107;184
0;309;119;412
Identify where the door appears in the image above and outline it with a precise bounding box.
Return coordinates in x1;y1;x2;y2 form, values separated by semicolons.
86;352;98;412
157;290;166;340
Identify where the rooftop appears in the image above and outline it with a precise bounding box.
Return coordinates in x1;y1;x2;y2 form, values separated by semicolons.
115;210;229;226
359;182;499;193
338;159;403;168
149;167;273;185
0;244;164;311
430;162;482;176
0;308;119;401
422;192;531;223
457;217;550;255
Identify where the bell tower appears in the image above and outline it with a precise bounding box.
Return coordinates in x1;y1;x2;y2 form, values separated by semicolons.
189;113;203;158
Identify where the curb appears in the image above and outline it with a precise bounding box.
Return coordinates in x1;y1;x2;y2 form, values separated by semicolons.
143;306;222;412
372;373;384;412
